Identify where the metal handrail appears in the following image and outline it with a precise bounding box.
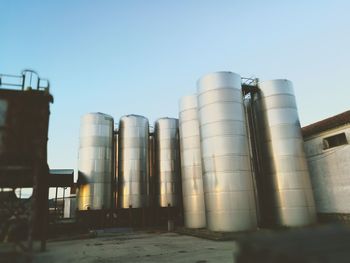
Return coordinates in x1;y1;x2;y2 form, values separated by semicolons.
0;69;50;91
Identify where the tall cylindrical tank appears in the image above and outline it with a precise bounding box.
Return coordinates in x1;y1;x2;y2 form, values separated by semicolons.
118;115;149;208
154;118;181;207
253;79;316;227
179;95;206;228
77;112;114;210
197;71;257;232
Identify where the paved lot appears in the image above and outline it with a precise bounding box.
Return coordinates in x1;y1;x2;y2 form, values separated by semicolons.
34;230;237;263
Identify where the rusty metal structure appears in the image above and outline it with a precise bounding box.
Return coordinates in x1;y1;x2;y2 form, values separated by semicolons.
0;70;53;258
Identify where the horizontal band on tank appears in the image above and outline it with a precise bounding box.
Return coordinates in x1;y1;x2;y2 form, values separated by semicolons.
119;140;148;147
179;130;200;140
181;176;204;184
261;139;306;156
156;174;180;182
119;119;149;128
204;191;255;209
198;103;244;122
201;137;249;156
79;148;113;159
77;179;112;185
118;174;148;181
180;150;201;164
78;158;112;167
179;107;197;115
183;207;206;214
155;134;178;141
119;148;148;156
258;108;300;126
179;137;201;149
179;138;201;148
179;117;198;124
263;171;313;189
78;157;112;163
182;193;205;200
265;188;315;206
181;163;202;171
197;88;242;106
79;137;113;147
254;94;297;109
179;106;198;115
118;186;148;195
199;121;246;131
156;182;179;190
119;156;148;162
179;128;200;137
262;156;308;173
182;191;205;197
202;155;250;172
182;189;205;197
255;124;302;140
155;137;178;144
256;124;302;137
179;123;200;136
203;173;254;191
79;125;113;137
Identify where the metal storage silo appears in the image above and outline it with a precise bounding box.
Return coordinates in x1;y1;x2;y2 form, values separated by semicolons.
179;95;206;228
154;118;181;207
118;115;149;208
78;113;114;210
197;71;257;232
253;79;316;227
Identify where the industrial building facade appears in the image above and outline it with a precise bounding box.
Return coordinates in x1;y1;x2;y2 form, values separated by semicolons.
303;111;350;222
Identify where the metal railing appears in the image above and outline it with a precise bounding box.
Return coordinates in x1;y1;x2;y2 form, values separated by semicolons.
0;69;50;91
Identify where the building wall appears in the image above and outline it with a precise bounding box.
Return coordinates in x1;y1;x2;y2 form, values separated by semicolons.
304;125;350;215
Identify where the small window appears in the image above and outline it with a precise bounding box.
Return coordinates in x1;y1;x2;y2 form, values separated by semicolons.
323;133;348;150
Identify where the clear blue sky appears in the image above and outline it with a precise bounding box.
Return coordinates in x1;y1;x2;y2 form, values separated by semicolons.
1;0;350;176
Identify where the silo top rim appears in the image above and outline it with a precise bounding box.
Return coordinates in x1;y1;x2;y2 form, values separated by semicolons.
258;79;294;97
197;71;242;94
259;79;291;84
120;114;148;119
156;117;178;121
82;112;113;119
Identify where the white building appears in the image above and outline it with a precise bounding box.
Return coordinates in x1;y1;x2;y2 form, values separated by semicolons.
302;111;350;222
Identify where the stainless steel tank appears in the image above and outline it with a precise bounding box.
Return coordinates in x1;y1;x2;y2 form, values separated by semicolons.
197;71;257;232
253;79;316;227
118;115;149;208
77;112;114;210
179;95;206;228
154;118;181;207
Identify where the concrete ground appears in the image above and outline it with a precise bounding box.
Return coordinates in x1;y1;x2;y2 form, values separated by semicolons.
34;230;238;263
